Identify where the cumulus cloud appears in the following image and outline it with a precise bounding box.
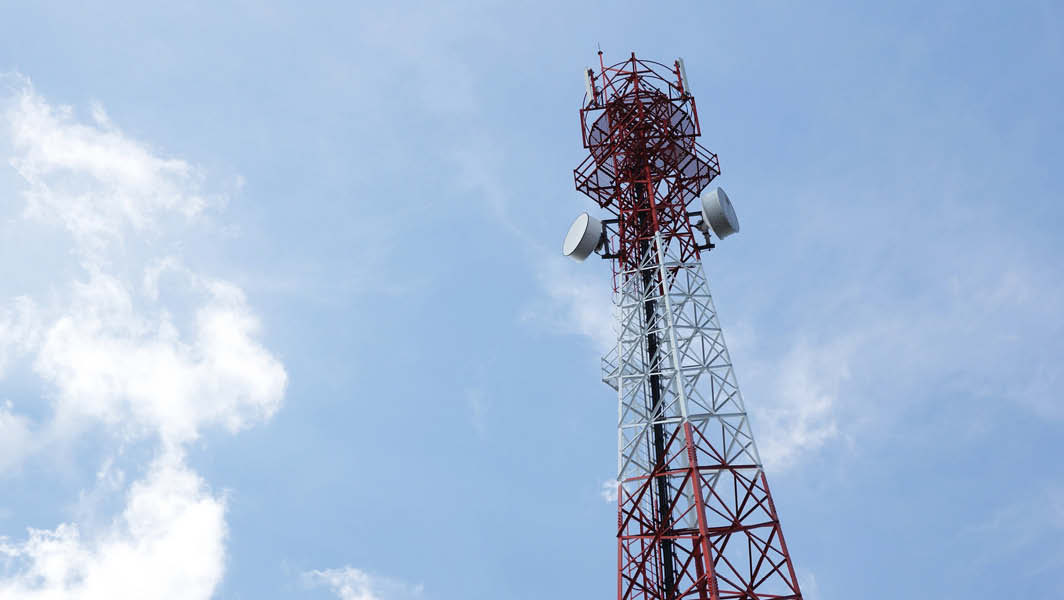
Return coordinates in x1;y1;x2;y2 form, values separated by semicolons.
34;268;285;447
305;567;424;600
0;76;286;599
0;453;226;600
0;75;287;457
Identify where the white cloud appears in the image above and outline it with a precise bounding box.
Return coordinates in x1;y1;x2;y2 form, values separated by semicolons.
557;246;1064;474
0;452;226;600
3;78;207;252
600;479;618;503
0;401;34;474
0;77;287;448
33;268;286;447
525;257;615;353
465;386;488;435
743;338;849;471
305;567;424;600
797;569;821;600
0;296;41;377
0;77;286;599
0;297;40;473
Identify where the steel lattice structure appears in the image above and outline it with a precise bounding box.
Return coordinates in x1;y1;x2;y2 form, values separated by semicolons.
574;53;803;600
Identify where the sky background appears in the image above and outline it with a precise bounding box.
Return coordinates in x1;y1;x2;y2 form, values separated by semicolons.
0;1;1062;599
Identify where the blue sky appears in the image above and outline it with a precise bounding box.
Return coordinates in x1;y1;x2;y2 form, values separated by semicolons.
0;1;1061;599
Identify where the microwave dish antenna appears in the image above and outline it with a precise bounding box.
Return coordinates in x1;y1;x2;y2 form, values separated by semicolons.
562;212;604;261
701;186;740;239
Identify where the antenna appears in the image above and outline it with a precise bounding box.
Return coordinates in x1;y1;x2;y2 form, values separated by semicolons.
676;57;690;95
562;212;604;261
701;186;740;239
583;68;595;105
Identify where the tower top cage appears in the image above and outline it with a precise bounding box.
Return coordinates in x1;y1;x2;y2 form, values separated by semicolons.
574;53;722;276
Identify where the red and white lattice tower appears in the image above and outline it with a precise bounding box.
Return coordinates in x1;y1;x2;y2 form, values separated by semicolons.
563;52;803;600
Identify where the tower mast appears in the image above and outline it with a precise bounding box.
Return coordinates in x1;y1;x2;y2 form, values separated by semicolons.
565;53;804;600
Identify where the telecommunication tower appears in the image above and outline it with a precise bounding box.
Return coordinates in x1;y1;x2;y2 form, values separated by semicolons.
562;52;803;600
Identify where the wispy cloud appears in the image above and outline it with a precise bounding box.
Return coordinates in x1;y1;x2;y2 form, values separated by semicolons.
305;567;424;600
465;385;488;435
523;256;615;353
743;337;848;471
600;479;618;503
730;246;1064;471
797;568;822;600
0;297;41;377
0;400;34;474
3;75;208;255
961;482;1064;577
